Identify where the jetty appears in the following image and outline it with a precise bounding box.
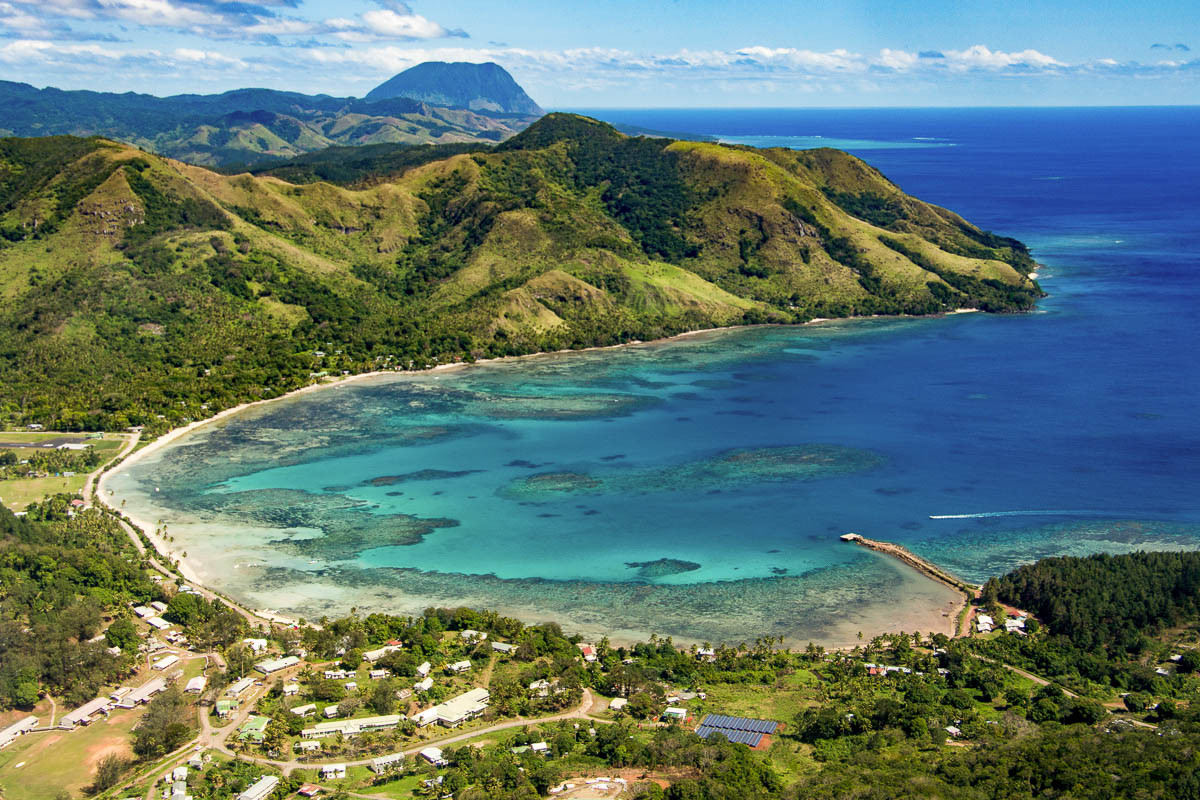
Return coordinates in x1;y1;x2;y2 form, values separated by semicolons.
840;533;977;593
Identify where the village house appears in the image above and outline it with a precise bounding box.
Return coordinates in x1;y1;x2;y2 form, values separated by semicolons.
362;644;403;662
420;747;448;766
0;716;39;749
413;687;490;728
370;752;405;774
300;715;402;739
254;655;300;674
237;775;278;800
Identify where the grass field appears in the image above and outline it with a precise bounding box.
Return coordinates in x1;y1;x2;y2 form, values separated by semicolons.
0;433;126;510
0;474;88;510
0;707;139;800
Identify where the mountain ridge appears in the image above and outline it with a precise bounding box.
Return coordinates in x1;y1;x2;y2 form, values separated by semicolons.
0;115;1041;431
0;71;542;168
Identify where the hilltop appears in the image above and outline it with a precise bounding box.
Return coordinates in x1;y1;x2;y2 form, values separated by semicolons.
366;61;544;115
0;71;542;168
0;115;1041;431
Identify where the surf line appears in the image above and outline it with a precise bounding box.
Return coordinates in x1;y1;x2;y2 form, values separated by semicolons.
930;510;1118;520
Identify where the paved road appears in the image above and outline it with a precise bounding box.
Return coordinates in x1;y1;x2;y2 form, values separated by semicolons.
228;688;609;776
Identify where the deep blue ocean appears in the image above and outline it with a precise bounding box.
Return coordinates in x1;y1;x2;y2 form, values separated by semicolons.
109;108;1200;644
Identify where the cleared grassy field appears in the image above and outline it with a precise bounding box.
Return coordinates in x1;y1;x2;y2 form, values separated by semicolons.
0;707;139;800
0;474;87;510
0;434;126;510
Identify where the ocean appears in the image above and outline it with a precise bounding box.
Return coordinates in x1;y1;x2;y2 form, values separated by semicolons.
104;107;1200;645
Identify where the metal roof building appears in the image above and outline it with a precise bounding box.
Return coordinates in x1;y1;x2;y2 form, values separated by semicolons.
237;775;279;800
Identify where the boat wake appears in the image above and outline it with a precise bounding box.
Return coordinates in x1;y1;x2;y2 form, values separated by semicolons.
929;510;1120;520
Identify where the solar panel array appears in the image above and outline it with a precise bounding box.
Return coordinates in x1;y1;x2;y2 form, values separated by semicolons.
695;725;763;746
698;714;779;734
695;714;779;747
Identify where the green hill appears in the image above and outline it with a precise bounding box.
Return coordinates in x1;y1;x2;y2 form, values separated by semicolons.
0;115;1041;431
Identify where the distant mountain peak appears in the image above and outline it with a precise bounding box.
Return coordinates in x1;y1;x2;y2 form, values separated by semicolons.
365;61;543;116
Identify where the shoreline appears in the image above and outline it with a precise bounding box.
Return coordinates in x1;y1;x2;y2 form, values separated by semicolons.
98;312;986;644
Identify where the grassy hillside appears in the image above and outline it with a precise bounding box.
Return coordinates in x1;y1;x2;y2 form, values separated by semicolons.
0;115;1042;431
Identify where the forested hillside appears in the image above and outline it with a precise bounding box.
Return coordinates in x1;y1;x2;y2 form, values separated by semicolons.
0;115;1041;431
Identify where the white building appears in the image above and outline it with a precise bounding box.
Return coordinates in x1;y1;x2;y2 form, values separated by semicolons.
243;638;269;653
290;703;317;717
320;764;346;780
146;616;171;631
115;677;167;708
416;661;431;678
227;676;256;697
301;715;402;739
446;660;471;674
0;716;38;749
414;677;433;692
362;644;403;662
413;687;490;728
151;654;179;671
62;698;110;727
460;629;487;643
491;642;516;654
237;775;279;800
420;747;448;766
255;656;300;674
370;753;405;773
150;601;169;613
609;698;628;712
282;683;300;696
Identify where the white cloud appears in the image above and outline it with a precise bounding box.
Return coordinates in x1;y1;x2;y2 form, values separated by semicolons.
942;45;1064;71
357;9;456;40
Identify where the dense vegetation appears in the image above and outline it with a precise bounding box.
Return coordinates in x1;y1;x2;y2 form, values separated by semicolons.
995;551;1200;651
0;116;1041;433
0;501;153;707
228;142;490;186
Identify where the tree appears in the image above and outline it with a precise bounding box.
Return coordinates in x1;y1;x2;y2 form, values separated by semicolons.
1123;692;1152;712
13;681;40;708
132;686;192;758
86;754;129;794
368;679;397;715
104;617;139;651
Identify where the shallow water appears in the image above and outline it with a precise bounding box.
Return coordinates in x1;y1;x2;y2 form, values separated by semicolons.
107;108;1200;645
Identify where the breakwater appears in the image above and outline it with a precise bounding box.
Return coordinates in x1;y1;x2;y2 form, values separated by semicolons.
841;533;977;593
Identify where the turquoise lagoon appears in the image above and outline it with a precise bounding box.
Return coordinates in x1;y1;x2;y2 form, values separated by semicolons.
106;108;1200;645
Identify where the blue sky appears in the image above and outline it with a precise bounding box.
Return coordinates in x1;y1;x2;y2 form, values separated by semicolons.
2;0;1197;106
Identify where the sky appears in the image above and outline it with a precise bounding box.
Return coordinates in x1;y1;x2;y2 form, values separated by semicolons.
1;0;1197;106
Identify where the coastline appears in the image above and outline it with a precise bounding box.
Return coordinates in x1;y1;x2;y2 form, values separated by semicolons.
98;311;986;644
